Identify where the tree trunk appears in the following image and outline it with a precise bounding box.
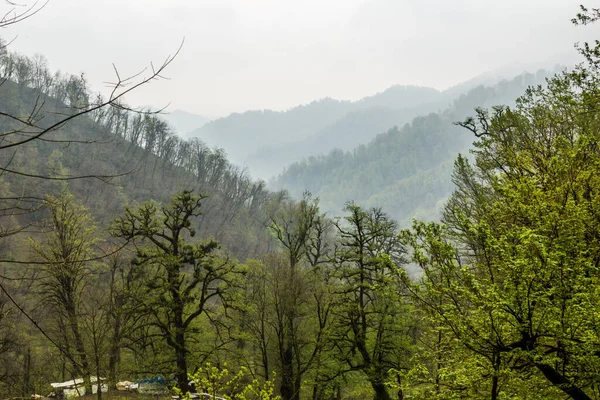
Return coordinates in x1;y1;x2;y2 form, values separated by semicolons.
261;336;270;382
396;374;403;400
96;361;102;400
371;381;391;400
68;307;92;394
175;329;190;393
108;313;122;388
22;347;31;397
491;352;500;400
535;363;591;400
311;383;319;400
491;374;498;400
280;344;295;400
280;262;301;400
294;372;302;400
171;264;190;394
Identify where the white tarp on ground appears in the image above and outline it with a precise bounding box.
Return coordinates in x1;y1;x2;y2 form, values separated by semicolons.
116;381;138;391
50;377;108;398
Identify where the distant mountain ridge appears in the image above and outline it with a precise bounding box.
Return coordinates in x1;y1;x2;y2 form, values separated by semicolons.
159;109;211;138
187;85;445;178
186;68;563;180
271;69;557;225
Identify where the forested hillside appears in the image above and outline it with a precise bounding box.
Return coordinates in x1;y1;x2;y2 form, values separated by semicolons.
0;60;280;258
1;3;600;400
0;41;290;395
272;70;555;225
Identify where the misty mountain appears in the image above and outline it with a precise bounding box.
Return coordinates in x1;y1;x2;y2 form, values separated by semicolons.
271;70;556;225
159;109;211;138
244;69;563;179
355;84;441;109
187;85;444;178
442;64;566;100
246;102;445;178
188;69;563;180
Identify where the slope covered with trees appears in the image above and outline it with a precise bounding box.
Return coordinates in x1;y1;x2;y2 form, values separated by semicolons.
1;3;599;400
0;34;287;396
272;70;556;225
0;46;282;258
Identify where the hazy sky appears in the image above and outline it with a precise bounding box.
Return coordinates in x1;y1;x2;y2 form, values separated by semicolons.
4;0;595;116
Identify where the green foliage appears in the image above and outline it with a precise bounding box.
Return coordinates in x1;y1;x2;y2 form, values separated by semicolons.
179;363;279;400
29;192;101;391
329;203;415;400
112;191;245;392
4;5;600;400
401;52;600;398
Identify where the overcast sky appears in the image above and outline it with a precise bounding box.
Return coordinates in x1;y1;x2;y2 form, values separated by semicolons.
4;0;595;116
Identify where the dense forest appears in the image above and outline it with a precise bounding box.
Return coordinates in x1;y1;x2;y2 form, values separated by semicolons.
1;3;600;400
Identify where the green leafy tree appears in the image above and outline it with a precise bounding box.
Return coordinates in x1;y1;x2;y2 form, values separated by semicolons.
266;192;332;400
31;192;99;393
181;362;279;400
112;190;243;393
400;221;563;400
331;203;414;400
402;37;600;397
